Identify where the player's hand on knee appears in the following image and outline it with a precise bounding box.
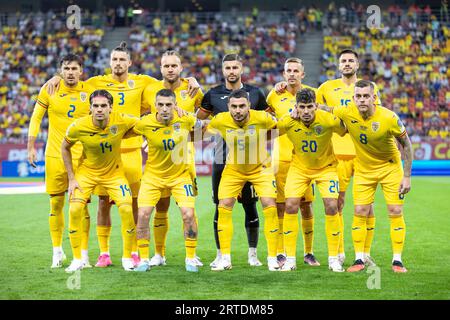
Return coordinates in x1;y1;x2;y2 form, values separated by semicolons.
68;179;83;199
45;75;62;95
186;77;200;98
399;176;411;195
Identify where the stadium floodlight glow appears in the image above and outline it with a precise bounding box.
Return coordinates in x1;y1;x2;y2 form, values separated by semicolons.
133;9;143;15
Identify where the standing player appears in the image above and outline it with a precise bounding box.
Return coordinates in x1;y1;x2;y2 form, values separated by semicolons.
266;57;319;266
27;54;94;268
45;42;200;268
205;89;279;271
61;90;138;272
131;89;203;272
278;88;346;272
141;50;204;267
197;54;269;268
315;49;382;266
325;80;412;273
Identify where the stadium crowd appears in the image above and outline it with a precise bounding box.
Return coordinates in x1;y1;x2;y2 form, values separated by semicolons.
320;4;449;139
0;5;448;142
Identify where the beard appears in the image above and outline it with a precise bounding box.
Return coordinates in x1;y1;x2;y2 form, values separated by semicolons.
164;74;180;84
226;75;240;84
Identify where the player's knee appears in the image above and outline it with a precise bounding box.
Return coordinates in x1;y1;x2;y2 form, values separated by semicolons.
388;205;403;217
285;198;300;214
219;198;235;208
299;201;313;219
50;195;65;213
69;201;84;218
355;205;371;216
260;197;276;208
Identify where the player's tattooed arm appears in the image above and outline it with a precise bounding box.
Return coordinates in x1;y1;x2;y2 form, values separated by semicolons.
318;104;333;113
396;133;413;194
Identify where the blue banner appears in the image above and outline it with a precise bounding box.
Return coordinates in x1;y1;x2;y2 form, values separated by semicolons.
1;161;45;177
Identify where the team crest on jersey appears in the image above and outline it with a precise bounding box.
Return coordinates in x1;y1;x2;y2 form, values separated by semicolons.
180;90;188;100
80;92;87;102
371;122;380;132
110;125;118;135
128;80;135;89
313;125;323;135
173;123;181;132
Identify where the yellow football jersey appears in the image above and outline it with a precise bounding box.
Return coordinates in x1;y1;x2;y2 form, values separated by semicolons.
141;79;204;114
65;112;138;177
332;105;406;171
316;78;381;157
86;73;157;149
133;113;198;178
277;110;346;170
266;85;317;163
207;110;277;173
29;80;94;159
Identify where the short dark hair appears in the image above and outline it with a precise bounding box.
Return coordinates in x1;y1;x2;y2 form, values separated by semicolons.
90;90;114;106
60;54;83;68
112;41;130;57
227;89;249;103
338;49;359;60
156;89;176;101
296;88;316;104
222;53;243;64
354;80;374;90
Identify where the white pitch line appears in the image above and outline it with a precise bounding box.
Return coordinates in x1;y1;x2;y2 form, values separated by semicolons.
0;185;46;195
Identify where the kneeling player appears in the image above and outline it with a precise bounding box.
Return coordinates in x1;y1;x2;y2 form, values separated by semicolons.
62;90;138;272
278;88;347;272
132;89;203;272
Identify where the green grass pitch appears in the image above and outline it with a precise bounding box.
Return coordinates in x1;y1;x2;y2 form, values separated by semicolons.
0;176;449;300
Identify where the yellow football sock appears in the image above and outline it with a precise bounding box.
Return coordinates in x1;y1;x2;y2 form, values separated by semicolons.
217;206;233;255
352;215;367;258
390;215;406;255
185;238;197;259
68;201;84;260
338;212;345;255
301;217;314;255
263;206;278;257
97;225;111;253
364;216;376;255
153;210;168;256
137;238;150;260
81;206;90;251
283;213;299;257
49;195;65;248
277;216;284;255
118;204;135;259
325;214;341;257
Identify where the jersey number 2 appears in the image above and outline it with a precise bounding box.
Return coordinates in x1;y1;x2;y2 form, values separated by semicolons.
68;105;76;118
